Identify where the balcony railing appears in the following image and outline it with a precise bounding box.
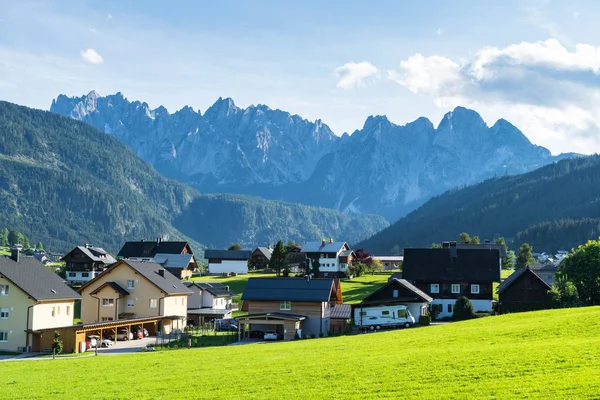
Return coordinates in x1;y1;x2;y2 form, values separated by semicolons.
226;303;239;311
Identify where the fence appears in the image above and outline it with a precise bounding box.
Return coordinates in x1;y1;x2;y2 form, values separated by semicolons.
153;325;238;350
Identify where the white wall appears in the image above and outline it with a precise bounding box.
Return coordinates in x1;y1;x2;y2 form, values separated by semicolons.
432;299;493;318
208;260;248;274
66;270;102;285
319;257;340;272
31;301;76;330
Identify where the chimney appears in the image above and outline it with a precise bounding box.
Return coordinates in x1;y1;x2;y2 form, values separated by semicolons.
330;238;334;243
484;239;490;244
10;246;19;263
442;242;450;249
84;243;89;248
449;241;457;259
306;275;311;282
321;239;326;246
158;269;165;277
225;285;230;292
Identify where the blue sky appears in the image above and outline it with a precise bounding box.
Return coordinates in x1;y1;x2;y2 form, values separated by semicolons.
1;0;599;154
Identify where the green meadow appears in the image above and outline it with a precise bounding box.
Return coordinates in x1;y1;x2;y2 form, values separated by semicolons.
2;306;600;399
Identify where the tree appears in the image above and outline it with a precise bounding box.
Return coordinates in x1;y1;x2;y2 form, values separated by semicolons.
495;237;515;270
270;241;286;277
452;296;476;321
285;240;299;251
470;236;481;244
515;243;534;269
0;228;8;247
36;241;44;251
227;243;242;251
7;230;24;246
347;262;367;278
557;239;600;304
431;243;442;249
548;276;581;308
354;249;372;264
459;232;471;244
52;331;63;355
369;258;384;274
310;258;320;277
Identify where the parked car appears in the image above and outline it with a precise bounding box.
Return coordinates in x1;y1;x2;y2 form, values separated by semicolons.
86;335;99;348
116;329;133;341
100;338;114;347
133;327;149;337
264;330;278;341
217;324;238;332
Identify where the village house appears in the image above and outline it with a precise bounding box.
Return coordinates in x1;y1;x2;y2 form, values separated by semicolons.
61;244;117;285
402;242;501;318
250;247;272;270
529;263;558;286
301;239;354;278
205;249;252;275
117;239;197;279
78;260;192;334
0;247;80;352
237;277;339;340
372;255;403;271
497;267;552;313
184;282;238;325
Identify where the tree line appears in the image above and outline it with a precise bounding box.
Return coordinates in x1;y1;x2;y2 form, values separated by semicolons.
0;228;44;251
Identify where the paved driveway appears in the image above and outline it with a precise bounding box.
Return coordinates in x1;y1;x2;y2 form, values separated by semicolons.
95;337;158;355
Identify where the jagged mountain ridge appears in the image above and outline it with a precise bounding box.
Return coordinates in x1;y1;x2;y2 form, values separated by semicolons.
51;91;575;221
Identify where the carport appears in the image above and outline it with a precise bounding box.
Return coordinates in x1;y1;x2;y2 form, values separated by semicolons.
236;312;306;341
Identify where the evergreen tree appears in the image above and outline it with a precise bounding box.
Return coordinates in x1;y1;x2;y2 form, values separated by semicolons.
515;243;534;269
452;296;476;321
270;241;286;277
0;229;8;247
310;258;320;277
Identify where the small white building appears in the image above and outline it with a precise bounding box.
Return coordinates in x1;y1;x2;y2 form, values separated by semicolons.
183;282;238;325
205;250;251;275
300;239;355;278
372;256;403;270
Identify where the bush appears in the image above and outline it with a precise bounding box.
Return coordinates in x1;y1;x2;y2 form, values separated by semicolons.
418;315;431;326
474;312;492;319
310;333;316;339
429;304;442;321
294;332;301;340
452;297;476;321
319;332;324;338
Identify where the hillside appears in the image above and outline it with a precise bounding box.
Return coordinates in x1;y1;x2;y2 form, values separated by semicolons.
0;101;386;252
51;92;574;220
357;155;600;254
3;307;600;398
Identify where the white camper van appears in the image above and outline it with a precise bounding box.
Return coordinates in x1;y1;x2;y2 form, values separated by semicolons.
354;305;415;330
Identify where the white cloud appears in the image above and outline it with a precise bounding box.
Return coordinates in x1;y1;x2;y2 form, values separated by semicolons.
334;61;378;89
80;48;103;64
436;28;444;36
387;39;600;154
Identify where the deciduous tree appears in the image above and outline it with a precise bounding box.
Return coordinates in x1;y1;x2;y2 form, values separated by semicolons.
227;243;242;251
557;239;600;304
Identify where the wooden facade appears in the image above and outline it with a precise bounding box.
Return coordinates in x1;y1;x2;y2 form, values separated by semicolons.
498;269;551;313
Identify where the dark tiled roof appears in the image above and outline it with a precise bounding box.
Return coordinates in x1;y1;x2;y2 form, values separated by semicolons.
0;255;80;301
331;304;352;319
90;281;129;296
529;263;558;272
241;277;334;302
363;278;433;303
236;312;307;321
123;260;192;295
254;247;272;260
204;250;252;260
496;268;551;294
456;243;507;257
403;248;501;282
117;241;191;258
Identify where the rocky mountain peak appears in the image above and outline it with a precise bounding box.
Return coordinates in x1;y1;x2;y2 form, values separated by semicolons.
205;97;238;118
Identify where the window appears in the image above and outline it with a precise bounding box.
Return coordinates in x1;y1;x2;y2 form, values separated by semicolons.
381;310;390;315
51;307;55;317
280;301;291;311
393;289;399;298
471;284;480;294
448;304;453;313
359;311;367;316
320;254;324;258
397;309;408;318
149;299;158;308
81;272;89;278
68;272;76;277
127;280;135;289
430;284;439;294
127;299;134;308
101;317;113;322
102;298;114;307
181;298;185;306
0;285;8;296
451;284;461;294
0;308;8;319
57;306;61;315
0;331;7;342
66;306;71;316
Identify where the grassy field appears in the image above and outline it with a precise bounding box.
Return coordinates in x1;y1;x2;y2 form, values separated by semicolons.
2;306;600;399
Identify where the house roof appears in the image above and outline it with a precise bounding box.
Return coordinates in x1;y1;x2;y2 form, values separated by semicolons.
339;250;353;257
496;268;552;294
90;281;130;296
236;312;307;321
154;253;196;269
241;278;334;302
62;245;117;264
254;247;273;260
204;250;252;260
330;304;352;319
79;260;192;296
403;248;501;282
529;263;558;272
373;256;404;262
187;308;233;315
301;241;349;253
456;243;507;258
363;278;433;304
0;255;80;301
183;281;237;297
117;240;191;258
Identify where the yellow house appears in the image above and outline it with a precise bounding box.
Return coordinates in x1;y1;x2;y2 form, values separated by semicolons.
0;249;80;352
78;260;192;333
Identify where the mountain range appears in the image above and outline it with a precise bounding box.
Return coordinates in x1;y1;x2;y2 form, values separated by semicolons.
0;101;387;253
51;92;576;221
356;155;599;255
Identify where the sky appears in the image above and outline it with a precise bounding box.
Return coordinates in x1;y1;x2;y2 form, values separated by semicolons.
1;0;600;154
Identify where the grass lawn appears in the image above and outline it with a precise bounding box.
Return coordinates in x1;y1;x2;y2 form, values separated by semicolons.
2;306;600;399
339;273;392;304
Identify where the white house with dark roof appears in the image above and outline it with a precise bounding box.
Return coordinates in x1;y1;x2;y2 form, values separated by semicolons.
183;282;238;325
61;244;117;285
300;239;355;277
205;250;252;275
0;247;80;352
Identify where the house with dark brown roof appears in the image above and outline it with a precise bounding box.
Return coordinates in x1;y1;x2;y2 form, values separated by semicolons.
403;242;501;318
61;244;117;285
117;239;197;279
497;267;552;313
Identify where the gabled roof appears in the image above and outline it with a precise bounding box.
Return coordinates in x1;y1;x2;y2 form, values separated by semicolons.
62;246;117;264
241;278;334;302
403;248;501;282
184;281;237;297
496;268;552;294
117;240;192;259
0;255;80;301
331;304;351;319
301;241;350;253
456;243;507;258
154;253;196;269
79;260;192;296
90;281;129;296
254;247;272;260
363;278;433;303
204;250;252;260
529;263;558;272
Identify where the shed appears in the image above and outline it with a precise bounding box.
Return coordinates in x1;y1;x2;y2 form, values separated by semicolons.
497;268;552;313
